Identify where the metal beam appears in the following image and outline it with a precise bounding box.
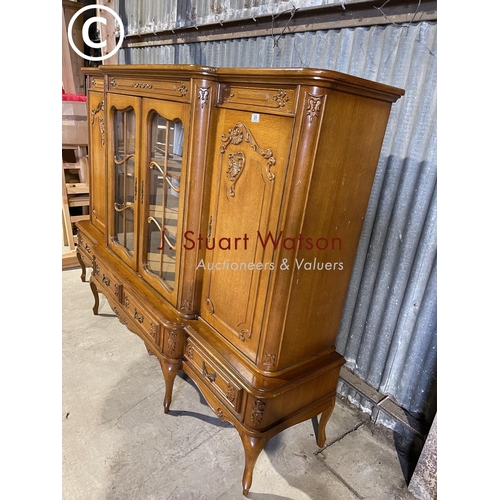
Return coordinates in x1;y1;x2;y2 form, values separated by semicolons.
121;0;437;49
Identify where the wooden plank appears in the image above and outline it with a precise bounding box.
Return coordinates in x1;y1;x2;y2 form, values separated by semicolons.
66;183;90;195
68;195;90;207
62;1;86;94
98;0;118;65
62;162;75;247
70;214;90;223
62;251;81;270
62;6;76;94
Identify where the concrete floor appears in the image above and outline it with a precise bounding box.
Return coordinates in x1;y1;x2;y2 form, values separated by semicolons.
63;267;418;500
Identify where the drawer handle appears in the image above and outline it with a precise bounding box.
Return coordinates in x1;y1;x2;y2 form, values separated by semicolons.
102;275;110;286
202;361;217;382
133;308;144;323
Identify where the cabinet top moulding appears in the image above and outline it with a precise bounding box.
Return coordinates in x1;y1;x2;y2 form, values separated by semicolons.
90;64;405;102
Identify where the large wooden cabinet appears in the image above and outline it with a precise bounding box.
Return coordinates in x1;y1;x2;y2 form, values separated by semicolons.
76;65;403;495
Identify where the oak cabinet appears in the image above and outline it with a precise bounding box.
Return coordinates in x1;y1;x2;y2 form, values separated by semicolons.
77;65;403;496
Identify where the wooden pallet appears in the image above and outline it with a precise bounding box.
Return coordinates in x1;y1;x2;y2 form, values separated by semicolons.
62;145;89;249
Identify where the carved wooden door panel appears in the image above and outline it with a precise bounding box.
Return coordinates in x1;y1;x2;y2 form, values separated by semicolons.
88;90;106;233
200;109;294;362
106;93;142;270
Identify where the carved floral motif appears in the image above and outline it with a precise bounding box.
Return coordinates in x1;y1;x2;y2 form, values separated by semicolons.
98;116;105;146
272;89;290;107
132;82;152;89
90;100;104;125
263;353;276;366
198;87;210;108
113;307;128;326
306;94;324;122
149;322;157;339
186;343;195;360
206;297;214;314
226;151;245;197
216;408;227;422
220;122;276;197
220;86;234;102
180;299;192;311
176;82;188;96
238;329;252;342
226;384;236;403
251;399;265;424
166;331;178;355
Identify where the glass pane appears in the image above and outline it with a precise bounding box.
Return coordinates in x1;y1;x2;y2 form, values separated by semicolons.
113;109;136;254
146;113;184;290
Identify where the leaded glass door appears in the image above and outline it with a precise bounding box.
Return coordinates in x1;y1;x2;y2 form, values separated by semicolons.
139;98;189;303
107;94;141;269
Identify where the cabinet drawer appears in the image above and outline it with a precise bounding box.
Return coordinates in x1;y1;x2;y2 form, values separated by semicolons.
92;259;123;303
218;83;296;115
185;339;243;413
77;232;94;259
108;76;191;101
122;289;162;348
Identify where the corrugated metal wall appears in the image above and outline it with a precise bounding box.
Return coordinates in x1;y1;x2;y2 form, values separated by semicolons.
117;0;362;35
115;12;437;428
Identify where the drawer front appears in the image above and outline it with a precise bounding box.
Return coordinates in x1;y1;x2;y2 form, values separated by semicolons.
108;76;191;101
92;259;123;303
185;339;243;413
88;75;104;91
218;83;296;115
122;289;162;348
77;232;94;260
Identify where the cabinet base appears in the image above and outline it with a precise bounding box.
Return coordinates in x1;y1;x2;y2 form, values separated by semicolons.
77;224;345;496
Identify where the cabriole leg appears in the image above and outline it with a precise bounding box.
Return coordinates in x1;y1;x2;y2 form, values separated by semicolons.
159;359;181;414
316;400;335;448
90;280;99;315
76;252;87;282
238;431;268;496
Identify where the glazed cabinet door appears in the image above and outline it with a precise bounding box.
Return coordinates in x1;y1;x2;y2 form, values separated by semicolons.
200;109;294;362
87;90;106;233
106;93;142;270
138;98;190;305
